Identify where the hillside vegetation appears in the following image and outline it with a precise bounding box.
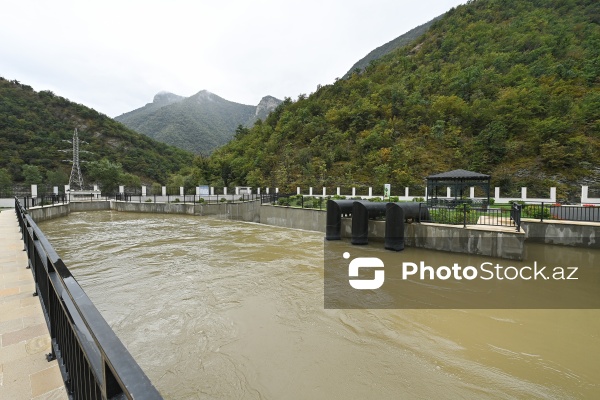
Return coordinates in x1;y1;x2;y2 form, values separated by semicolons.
203;0;599;200
0;77;194;187
343;15;443;78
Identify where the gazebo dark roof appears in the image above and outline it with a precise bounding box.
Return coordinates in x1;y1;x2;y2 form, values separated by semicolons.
426;169;491;206
427;169;490;180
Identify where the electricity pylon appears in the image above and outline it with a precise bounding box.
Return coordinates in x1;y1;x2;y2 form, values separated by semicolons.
69;128;84;190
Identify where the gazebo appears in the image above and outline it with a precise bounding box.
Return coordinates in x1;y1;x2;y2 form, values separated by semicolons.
426;169;490;206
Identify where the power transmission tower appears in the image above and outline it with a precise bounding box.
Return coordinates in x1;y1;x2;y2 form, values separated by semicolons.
69;128;84;190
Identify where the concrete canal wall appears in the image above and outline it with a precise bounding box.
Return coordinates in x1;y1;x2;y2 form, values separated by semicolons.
339;219;525;260
24;203;70;222
522;219;599;249
26;200;261;223
22;201;599;259
259;205;327;232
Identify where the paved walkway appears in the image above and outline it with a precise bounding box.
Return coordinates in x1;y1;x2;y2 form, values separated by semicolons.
0;209;67;399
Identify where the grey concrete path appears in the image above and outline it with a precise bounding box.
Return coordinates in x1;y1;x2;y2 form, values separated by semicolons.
0;209;67;399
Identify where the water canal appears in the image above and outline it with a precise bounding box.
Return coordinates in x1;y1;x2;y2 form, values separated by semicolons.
39;211;600;399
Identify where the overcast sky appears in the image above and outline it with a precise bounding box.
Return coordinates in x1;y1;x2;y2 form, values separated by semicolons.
1;0;465;118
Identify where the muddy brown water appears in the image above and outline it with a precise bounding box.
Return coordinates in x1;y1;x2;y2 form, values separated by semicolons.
39;211;600;399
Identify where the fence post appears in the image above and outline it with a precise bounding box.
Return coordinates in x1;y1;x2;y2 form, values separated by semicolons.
463;203;467;228
540;202;544;222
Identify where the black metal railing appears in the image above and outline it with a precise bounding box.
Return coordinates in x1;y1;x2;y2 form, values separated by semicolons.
423;203;522;231
19;190;599;225
20;194;69;209
15;197;162;400
521;202;600;222
262;194;523;231
261;193;331;210
19;193;264;208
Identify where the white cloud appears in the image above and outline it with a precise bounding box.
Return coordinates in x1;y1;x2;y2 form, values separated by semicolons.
0;0;465;117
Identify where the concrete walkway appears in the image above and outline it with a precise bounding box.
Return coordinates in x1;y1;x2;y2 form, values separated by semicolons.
0;209;67;399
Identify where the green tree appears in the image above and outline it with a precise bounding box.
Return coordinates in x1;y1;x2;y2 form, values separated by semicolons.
46;169;69;186
121;172;141;188
0;168;12;186
151;182;162;195
87;158;124;193
22;165;43;184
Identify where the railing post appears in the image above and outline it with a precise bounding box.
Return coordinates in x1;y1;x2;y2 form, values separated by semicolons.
540;202;544;222
463;203;467;228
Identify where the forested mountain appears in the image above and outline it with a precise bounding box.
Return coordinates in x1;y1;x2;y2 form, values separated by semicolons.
200;0;599;201
115;91;282;154
0;77;194;187
343;15;443;78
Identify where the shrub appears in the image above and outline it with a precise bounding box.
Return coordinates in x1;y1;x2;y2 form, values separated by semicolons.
456;203;471;213
303;196;323;208
522;204;551;219
197;198;205;203
174;198;180;203
278;197;291;206
430;206;477;225
290;195;304;207
413;197;425;202
220;198;227;203
145;199;153;203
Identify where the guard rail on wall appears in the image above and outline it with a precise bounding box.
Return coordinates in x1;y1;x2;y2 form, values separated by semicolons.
14;197;162;400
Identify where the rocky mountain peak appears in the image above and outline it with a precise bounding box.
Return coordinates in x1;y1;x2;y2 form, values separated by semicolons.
153;91;184;105
255;95;282;119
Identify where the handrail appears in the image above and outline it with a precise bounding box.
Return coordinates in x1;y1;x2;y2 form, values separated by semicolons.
14;197;162;400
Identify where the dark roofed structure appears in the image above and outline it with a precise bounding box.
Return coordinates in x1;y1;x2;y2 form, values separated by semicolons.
426;169;491;206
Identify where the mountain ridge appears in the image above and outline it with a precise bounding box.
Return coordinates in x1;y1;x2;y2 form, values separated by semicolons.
343;14;444;79
202;0;600;201
115;91;282;154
